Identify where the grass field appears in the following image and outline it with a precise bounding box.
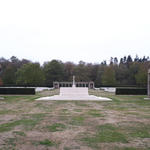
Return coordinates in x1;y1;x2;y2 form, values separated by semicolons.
0;89;150;150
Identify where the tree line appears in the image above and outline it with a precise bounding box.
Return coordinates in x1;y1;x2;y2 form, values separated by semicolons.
0;55;149;87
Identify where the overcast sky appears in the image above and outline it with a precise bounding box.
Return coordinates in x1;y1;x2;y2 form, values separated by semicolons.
0;0;150;64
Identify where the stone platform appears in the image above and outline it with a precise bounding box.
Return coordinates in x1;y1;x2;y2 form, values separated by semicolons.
36;87;112;101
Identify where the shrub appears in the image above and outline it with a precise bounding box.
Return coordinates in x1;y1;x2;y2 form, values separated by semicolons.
116;88;147;95
0;88;35;95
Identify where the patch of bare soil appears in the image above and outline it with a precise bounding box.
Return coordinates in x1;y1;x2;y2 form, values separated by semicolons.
0;114;19;124
0;131;14;148
52;127;86;149
98;138;150;150
99;109;150;125
16;127;87;150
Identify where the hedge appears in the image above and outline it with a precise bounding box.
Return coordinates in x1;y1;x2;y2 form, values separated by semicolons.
0;88;35;95
116;88;147;95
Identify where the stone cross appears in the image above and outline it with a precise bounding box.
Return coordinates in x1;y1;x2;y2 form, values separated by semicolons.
72;75;76;87
148;69;150;97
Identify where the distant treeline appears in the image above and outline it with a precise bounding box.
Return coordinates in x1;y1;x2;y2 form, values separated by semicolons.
0;55;149;87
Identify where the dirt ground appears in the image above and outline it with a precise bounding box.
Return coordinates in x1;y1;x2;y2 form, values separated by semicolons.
0;89;150;150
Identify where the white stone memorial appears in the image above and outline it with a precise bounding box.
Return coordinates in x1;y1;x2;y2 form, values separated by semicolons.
144;69;150;100
147;69;150;98
36;76;111;101
148;69;150;98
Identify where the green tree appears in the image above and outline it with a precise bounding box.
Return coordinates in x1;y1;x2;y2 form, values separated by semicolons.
43;60;65;86
74;61;90;81
101;66;116;86
95;64;106;87
2;64;17;85
64;62;75;81
135;63;148;86
16;63;45;86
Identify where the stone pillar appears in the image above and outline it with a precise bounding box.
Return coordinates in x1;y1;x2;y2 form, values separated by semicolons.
148;69;150;97
89;82;95;89
53;82;59;89
72;76;76;87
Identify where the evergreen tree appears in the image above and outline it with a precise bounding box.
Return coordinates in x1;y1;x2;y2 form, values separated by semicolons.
101;66;116;86
64;62;75;81
16;63;45;86
43;60;65;86
2;64;17;85
135;63;148;86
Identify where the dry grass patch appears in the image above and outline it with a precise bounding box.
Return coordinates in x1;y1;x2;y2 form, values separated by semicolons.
0;89;150;150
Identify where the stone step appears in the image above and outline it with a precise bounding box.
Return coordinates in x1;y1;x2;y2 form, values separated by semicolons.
60;87;88;96
36;95;112;101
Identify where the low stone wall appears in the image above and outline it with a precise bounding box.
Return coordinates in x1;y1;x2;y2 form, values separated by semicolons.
53;81;95;89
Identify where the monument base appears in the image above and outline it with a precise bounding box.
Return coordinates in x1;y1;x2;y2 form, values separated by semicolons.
36;95;111;101
36;87;112;101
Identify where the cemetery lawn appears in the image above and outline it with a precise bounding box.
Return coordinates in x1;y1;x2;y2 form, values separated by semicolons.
0;89;150;150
